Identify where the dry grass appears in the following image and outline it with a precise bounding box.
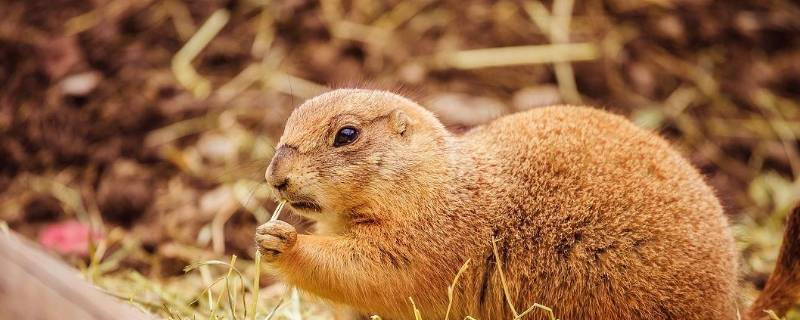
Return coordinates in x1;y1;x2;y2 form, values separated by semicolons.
90;204;561;319
85;201;329;320
1;0;800;319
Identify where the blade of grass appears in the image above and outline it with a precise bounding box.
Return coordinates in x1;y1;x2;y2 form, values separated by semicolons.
445;259;471;320
200;266;214;314
764;310;784;320
126;271;197;316
162;303;183;320
187;276;226;307
289;286;302;320
226;256;238;320
184;256;252;319
515;303;558;320
264;298;284;320
248;250;262;320
409;297;423;320
492;236;519;317
209;256;238;320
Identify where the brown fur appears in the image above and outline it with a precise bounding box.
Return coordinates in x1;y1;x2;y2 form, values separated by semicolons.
255;89;798;319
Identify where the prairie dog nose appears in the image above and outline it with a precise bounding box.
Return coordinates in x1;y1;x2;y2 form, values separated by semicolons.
272;177;289;191
266;145;296;191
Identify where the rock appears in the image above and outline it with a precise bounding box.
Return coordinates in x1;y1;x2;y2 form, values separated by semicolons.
60;71;102;96
511;86;563;111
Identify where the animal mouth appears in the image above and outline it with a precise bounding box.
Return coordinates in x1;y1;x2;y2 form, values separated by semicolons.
289;200;321;212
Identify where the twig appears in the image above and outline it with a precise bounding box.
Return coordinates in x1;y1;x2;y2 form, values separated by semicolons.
373;0;433;31
524;0;582;104
164;0;196;41
433;43;598;70
550;0;581;104
252;6;275;58
172;10;230;99
213;63;264;103
211;187;239;254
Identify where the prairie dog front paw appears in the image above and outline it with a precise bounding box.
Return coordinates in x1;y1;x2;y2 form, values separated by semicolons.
255;220;297;262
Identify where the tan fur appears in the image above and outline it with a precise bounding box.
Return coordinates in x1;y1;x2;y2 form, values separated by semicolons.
255;89;796;319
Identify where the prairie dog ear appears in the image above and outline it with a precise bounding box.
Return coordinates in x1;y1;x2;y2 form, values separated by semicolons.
389;109;411;135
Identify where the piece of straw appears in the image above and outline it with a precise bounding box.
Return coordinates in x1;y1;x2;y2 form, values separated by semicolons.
433;43;598;70
172;9;230;98
270;200;287;222
491;236;518;317
263;200;302;319
445;259;471;320
248;249;261;320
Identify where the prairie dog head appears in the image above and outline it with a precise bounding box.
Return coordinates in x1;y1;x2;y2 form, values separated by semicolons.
266;89;450;227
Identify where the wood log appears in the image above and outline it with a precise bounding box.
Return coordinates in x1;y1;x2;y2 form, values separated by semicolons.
0;230;156;320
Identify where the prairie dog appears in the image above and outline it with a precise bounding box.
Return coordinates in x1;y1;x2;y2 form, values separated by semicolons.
255;89;800;319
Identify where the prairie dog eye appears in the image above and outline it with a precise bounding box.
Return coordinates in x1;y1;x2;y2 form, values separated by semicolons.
333;126;359;147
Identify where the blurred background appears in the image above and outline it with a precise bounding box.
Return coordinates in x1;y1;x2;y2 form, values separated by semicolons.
1;0;799;318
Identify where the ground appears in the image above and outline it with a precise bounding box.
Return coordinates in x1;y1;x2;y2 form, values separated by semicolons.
1;0;799;319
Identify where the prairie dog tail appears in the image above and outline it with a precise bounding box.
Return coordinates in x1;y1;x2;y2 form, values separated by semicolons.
746;206;800;319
